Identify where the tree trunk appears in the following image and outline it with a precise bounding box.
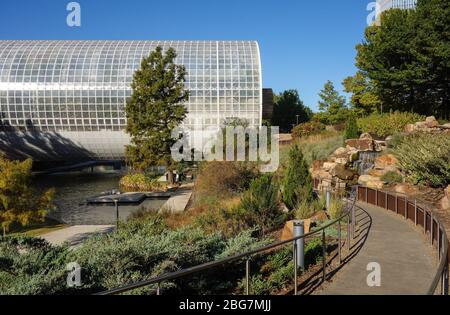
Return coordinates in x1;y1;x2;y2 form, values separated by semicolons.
167;170;174;185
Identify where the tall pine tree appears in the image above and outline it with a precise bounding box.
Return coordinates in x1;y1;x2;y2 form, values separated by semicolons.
125;47;189;183
282;144;313;211
316;80;348;125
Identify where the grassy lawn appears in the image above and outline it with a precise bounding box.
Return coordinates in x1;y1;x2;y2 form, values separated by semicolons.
8;217;67;237
279;131;344;168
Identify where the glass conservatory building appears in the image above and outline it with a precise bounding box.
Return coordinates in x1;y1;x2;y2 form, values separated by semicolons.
0;40;262;162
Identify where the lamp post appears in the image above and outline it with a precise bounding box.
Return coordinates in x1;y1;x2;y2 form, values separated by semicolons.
114;199;119;231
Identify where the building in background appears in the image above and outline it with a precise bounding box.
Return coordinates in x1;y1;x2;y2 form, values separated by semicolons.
262;88;274;122
375;0;417;24
0;40;265;163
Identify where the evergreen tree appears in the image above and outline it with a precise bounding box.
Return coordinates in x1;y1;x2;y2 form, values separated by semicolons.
344;114;360;140
342;72;381;116
282;144;313;211
125;47;189;183
240;174;282;234
0;157;54;236
271;90;311;133
316;81;348;124
355;1;450;118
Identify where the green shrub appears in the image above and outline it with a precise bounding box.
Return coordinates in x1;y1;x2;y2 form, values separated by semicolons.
119;173;163;192
344;115;360;140
381;171;403;185
240;174;284;234
292;121;326;139
294;201;315;220
392;133;450;187
328;198;344;220
357;112;424;138
0;216;271;295
282;144;313;210
194;162;259;206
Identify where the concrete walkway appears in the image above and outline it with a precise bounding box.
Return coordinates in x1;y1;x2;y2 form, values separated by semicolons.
41;225;114;247
320;202;435;295
160;185;193;213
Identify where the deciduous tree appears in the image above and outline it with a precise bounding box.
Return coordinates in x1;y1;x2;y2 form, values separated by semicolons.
271;90;311;133
0;157;54;236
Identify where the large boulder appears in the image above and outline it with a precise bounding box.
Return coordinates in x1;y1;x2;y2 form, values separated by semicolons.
374;154;398;170
331;164;356;180
359;132;373;140
312;160;325;172
312;169;333;180
332;147;348;156
358;175;384;189
425;116;439;128
322;162;337;171
345;139;374;151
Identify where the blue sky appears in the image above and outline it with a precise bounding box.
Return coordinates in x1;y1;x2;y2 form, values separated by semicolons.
0;0;373;111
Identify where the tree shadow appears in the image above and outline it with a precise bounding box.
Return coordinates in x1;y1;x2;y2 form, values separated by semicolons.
0;119;94;163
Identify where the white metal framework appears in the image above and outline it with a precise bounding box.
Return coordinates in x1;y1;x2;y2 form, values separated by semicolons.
0;41;262;160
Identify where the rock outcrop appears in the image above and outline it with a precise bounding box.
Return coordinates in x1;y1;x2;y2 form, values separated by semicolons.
311;133;390;192
404;116;450;134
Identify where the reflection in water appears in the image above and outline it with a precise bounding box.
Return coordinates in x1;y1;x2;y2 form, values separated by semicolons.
34;171;167;225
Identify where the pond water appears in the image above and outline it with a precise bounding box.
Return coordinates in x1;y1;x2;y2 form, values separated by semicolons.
34;171;167;225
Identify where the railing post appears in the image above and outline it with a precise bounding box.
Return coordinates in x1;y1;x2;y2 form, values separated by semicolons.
395;194;398;214
347;213;351;251
245;258;250;295
437;228;441;261
404;197;408;220
322;230;326;283
375;189;378;206
385;192;388;210
424;210;427;234
326;190;331;211
352;202;356;239
338;220;342;265
365;187;368;203
293;241;298;295
114;199;119;231
293;221;305;270
414;199;417;226
430;212;434;246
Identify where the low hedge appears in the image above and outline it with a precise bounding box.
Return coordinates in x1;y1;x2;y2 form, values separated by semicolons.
357;112;424;138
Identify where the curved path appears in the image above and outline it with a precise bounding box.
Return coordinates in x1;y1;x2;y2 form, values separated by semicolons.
319;202;435;295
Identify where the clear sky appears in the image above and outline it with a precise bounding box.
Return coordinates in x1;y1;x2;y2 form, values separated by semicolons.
0;0;373;111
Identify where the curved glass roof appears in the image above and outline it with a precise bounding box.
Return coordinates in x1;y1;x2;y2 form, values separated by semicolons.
0;40;262;133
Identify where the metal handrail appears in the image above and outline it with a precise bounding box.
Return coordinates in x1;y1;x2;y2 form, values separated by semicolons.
356;186;448;295
96;192;358;295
